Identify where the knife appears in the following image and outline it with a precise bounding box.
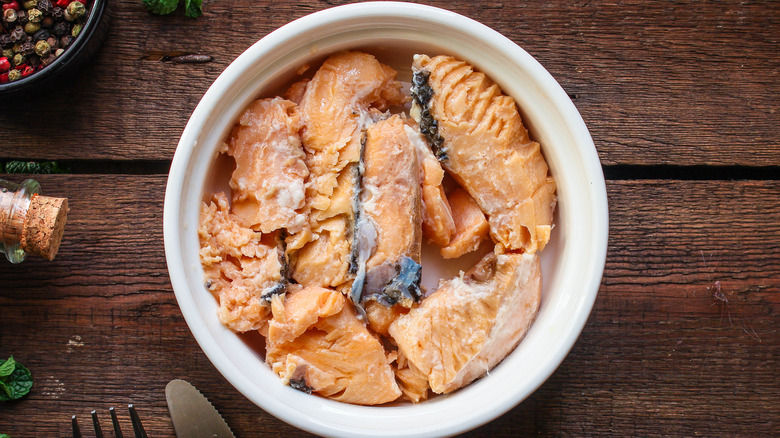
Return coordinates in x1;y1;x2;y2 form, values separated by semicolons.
166;379;237;438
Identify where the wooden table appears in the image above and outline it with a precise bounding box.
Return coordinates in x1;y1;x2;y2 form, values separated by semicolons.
1;1;778;436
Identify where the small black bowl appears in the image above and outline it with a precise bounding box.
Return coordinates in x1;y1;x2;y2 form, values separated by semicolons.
0;0;111;99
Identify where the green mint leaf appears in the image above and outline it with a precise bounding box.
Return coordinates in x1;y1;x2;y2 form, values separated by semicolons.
0;433;12;437
143;0;179;15
184;0;202;18
3;161;69;174
0;357;14;378
0;381;13;400
0;362;32;401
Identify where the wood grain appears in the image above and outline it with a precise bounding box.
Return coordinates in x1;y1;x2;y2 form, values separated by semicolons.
0;175;777;437
0;0;778;166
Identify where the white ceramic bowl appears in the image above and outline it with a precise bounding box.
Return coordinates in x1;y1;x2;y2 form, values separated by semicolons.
164;2;608;437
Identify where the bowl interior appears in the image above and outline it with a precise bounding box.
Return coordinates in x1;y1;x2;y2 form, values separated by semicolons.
165;3;607;437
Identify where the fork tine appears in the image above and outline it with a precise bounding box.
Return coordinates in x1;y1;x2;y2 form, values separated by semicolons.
71;415;82;438
91;410;104;438
128;404;148;438
110;407;124;438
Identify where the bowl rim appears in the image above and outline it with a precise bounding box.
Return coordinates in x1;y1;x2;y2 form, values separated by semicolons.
164;2;608;437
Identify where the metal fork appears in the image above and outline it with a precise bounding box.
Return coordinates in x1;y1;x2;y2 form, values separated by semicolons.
71;404;148;438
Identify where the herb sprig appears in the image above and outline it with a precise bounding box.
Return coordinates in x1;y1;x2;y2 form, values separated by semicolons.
2;161;69;174
0;357;33;401
143;0;203;18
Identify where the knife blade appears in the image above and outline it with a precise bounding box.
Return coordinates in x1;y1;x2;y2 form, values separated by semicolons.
165;379;236;438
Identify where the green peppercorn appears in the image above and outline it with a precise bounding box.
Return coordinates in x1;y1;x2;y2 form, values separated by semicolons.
70;23;81;37
12;53;25;67
66;1;86;20
1;49;13;59
34;39;49;57
27;8;43;23
24;21;40;34
3;8;17;24
11;43;21;54
22;0;38;10
8;68;22;81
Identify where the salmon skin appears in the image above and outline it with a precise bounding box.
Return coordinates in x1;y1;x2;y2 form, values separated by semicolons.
349;115;423;315
411;55;557;254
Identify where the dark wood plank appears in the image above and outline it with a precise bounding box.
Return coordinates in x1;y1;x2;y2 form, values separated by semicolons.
0;0;778;166
0;175;777;436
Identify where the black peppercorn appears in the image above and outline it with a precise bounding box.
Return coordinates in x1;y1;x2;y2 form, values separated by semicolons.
0;34;12;49
40;53;55;65
33;29;49;41
51;6;63;21
18;41;34;56
51;20;68;37
28;54;40;67
34;39;49;57
9;27;25;44
37;0;52;15
46;35;58;49
16;9;28;25
59;34;73;49
41;15;53;28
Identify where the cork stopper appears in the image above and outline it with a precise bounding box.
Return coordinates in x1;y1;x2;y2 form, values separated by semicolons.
20;194;69;261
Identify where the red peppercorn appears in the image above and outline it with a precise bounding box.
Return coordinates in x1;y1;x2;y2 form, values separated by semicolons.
55;0;71;7
0;72;8;83
2;2;19;11
20;64;33;76
0;57;10;73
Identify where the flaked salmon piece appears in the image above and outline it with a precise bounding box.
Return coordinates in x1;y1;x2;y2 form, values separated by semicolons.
350;115;423;320
266;286;402;405
199;193;286;333
290;52;407;290
388;251;541;394
225;97;309;234
411;54;557;253
440;187;490;259
404;123;455;248
298;51;406;216
394;349;430;403
284;78;310;105
290;215;352;288
364;300;410;336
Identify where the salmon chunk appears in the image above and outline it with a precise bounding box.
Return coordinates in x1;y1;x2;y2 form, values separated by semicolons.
290;51;407;289
404;123;455;247
394;349;430;403
411;54;556;253
266;286;402;405
388;252;541;394
350;115;423;325
224;97;309;234
199;193;285;333
440;187;490;259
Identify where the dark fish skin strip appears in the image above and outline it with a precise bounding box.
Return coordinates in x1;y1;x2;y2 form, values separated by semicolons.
362;256;422;307
411;70;447;161
261;230;291;303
